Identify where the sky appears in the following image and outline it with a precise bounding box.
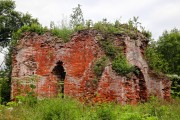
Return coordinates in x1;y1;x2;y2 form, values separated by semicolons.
13;0;180;39
0;0;180;68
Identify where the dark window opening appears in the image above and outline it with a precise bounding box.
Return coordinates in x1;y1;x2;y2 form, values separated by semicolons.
134;67;147;102
52;61;66;98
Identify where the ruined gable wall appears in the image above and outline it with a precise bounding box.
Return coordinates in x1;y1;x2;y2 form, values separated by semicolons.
11;30;171;104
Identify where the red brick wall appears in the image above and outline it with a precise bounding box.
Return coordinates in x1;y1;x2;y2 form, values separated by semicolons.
11;30;171;104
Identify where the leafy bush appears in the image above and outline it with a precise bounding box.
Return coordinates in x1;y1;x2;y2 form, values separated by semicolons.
112;53;135;75
14;24;47;39
93;21;120;34
167;75;180;98
98;38;134;76
14;88;37;107
51;27;74;42
0;71;10;103
142;30;152;39
93;17;151;40
40;98;82;120
95;103;116;120
99;40;117;58
93;56;107;77
12;23;48;45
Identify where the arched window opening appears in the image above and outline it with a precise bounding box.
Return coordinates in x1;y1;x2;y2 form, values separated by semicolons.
52;61;66;97
134;67;147;102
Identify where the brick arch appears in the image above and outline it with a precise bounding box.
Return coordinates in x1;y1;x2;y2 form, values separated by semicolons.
128;59;148;73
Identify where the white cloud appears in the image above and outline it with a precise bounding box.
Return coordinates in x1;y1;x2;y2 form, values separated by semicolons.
141;0;180;39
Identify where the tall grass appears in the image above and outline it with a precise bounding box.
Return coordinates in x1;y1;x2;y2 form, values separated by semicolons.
0;97;179;120
50;27;74;43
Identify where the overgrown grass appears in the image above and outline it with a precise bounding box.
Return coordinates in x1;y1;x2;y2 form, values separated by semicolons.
12;24;74;45
50;27;74;43
0;97;83;120
0;97;179;120
93;18;150;40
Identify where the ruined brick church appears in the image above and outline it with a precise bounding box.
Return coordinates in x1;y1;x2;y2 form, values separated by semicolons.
11;30;171;104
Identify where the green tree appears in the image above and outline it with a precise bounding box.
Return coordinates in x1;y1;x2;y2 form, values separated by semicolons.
145;41;169;73
0;70;10;103
70;4;84;28
157;28;180;75
0;0;39;47
0;0;39;103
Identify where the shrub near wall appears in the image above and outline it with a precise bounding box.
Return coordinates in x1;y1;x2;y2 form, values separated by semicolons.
50;27;74;43
167;75;180;98
97;38;135;76
112;53;135;76
93;56;108;77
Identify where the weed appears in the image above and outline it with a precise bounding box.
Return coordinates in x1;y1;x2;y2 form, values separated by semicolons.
112;53;135;75
0;97;179;120
12;24;48;46
51;27;74;43
93;56;107;77
99;40;117;58
168;75;180;98
94;21;120;35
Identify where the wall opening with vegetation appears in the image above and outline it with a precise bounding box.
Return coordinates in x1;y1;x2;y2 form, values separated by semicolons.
52;61;66;97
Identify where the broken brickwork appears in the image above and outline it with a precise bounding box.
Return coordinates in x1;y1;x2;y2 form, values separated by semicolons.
11;30;171;104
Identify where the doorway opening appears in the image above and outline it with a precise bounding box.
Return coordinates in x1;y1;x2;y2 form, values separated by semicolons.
52;61;66;98
134;67;147;102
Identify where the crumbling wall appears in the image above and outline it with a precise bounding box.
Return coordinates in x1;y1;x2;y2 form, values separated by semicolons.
11;30;171;104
